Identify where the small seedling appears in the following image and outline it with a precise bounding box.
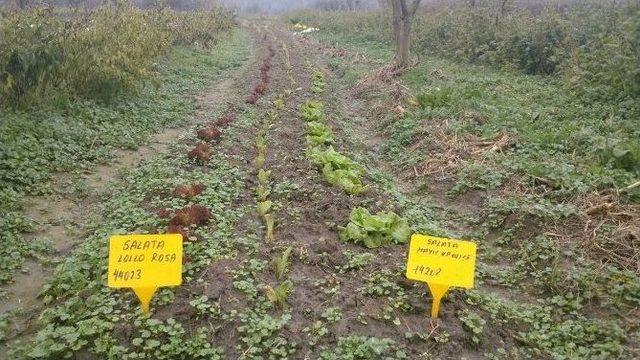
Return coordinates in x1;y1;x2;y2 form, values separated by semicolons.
265;280;293;310
265;213;275;242
258;169;271;185
257;200;272;218
272;247;292;280
255;152;266;168
255;184;271;201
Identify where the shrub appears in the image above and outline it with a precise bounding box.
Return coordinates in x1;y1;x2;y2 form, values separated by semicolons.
0;5;233;107
290;3;640;102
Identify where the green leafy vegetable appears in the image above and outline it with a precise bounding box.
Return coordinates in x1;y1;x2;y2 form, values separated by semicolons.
300;100;325;122
307;146;366;195
258;168;271;185
257;200;272;217
338;207;411;248
311;70;326;94
306;121;334;146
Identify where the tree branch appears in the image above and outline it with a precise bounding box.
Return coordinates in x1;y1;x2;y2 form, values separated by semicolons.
399;0;409;16
408;0;421;16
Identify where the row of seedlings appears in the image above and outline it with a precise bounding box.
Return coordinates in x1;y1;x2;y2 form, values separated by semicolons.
245;39;276;104
300;72;412;249
255;95;296;312
159;108;237;241
300;99;367;195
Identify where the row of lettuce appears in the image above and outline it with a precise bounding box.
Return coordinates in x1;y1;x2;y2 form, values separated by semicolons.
0;5;234;107
301;71;411;249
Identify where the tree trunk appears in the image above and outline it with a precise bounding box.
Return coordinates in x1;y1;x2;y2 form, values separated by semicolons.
390;0;421;68
396;17;411;67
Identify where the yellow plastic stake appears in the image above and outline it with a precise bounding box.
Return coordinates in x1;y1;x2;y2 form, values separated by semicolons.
427;283;449;319
406;234;477;319
133;287;158;314
108;234;183;315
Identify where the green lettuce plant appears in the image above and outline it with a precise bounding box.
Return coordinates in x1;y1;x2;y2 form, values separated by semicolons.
338;207;411;248
257;200;272;218
307;146;366;195
306;121;334;146
300;100;325;122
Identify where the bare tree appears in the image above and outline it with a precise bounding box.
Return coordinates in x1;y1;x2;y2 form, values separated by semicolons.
495;0;512;25
390;0;421;67
345;0;362;10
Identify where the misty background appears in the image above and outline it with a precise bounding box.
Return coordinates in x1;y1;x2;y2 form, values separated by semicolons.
1;0;631;13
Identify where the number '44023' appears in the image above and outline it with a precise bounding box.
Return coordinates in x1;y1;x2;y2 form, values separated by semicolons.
113;269;142;281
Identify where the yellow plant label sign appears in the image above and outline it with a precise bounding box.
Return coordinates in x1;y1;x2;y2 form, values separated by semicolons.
108;234;183;313
406;234;477;318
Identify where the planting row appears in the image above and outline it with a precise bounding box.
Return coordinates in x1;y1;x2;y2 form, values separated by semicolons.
164;108;237;242
301;100;366;195
245;39;276;105
300;72;411;248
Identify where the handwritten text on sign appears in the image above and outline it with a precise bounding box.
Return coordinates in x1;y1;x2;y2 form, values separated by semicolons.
108;234;183;288
406;234;476;288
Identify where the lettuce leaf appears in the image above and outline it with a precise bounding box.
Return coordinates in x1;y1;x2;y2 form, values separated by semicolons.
300;100;325;122
338;207;411;248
